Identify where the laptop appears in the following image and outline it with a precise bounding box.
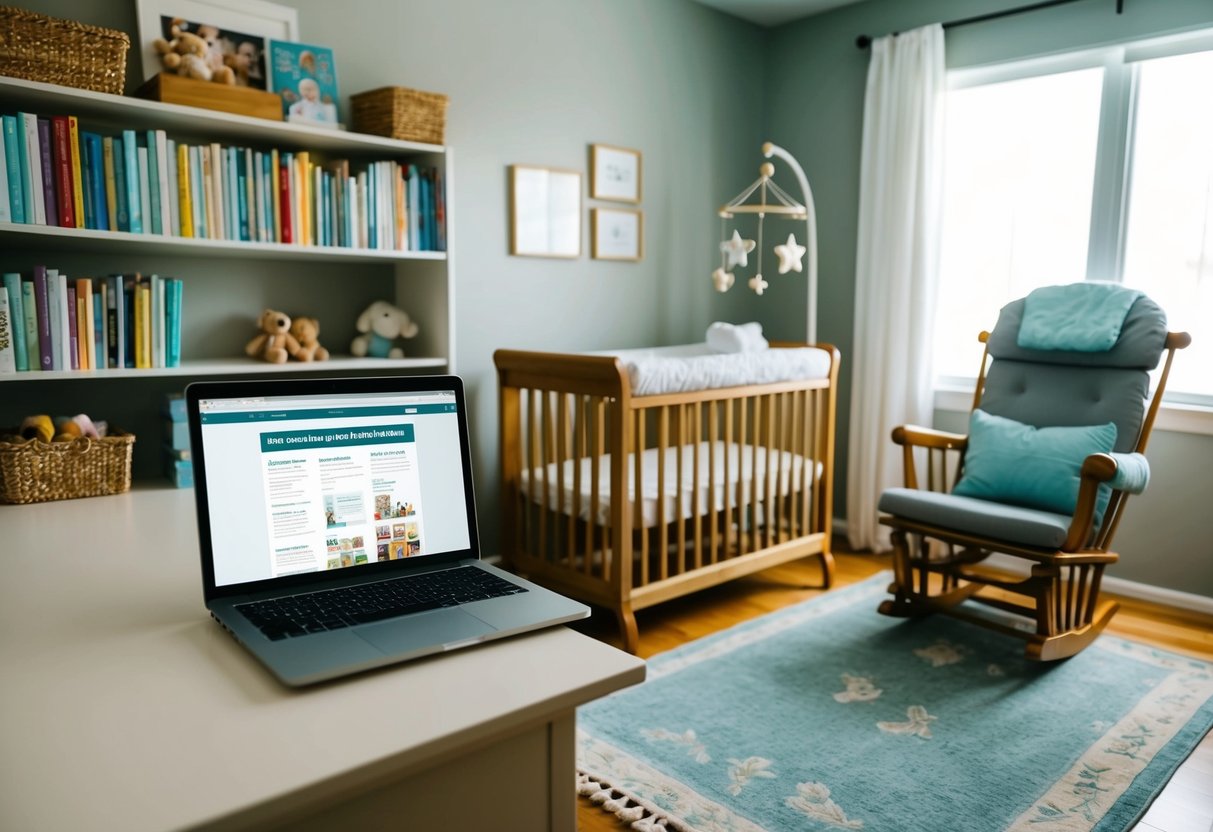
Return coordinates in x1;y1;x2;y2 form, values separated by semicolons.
186;375;589;687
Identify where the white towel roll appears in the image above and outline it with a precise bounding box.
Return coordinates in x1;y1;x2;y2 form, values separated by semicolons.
706;321;768;353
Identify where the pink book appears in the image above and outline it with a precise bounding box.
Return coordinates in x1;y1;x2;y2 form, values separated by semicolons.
66;285;78;370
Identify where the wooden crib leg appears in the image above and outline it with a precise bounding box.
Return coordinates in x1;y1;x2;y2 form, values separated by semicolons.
818;550;835;589
615;604;639;655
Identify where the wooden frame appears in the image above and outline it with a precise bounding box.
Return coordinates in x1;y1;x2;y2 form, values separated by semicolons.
508;165;582;258
135;0;299;84
495;343;840;653
590;144;642;203
591;208;643;261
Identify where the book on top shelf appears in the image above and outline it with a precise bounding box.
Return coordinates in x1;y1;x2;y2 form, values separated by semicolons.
267;41;341;129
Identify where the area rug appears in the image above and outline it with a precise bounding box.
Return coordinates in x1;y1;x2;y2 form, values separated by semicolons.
576;573;1213;832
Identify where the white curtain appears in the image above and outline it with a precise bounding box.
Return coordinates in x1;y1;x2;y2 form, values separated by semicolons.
846;24;946;552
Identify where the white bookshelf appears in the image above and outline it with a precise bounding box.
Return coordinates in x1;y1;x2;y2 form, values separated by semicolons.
0;75;456;480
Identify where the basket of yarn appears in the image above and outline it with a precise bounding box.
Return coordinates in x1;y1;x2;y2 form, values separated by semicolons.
0;414;134;504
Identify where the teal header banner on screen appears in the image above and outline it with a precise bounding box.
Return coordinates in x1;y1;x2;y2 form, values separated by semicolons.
259;424;415;452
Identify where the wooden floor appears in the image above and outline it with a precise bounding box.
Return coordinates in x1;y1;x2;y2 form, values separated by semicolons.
571;547;1213;832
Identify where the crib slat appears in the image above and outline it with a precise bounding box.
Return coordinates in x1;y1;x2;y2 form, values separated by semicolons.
750;396;760;555
588;397;600;575
738;397;749;557
574;395;585;574
692;401;703;571
675;404;686;578
807;389;819;534
637;409;648;587
775;392;786;545
557;393;571;570
708;401;719;565
658;405;669;581
600;397;611;580
541;391;553;562
791;389;803;539
765;393;775;549
723;399;734;561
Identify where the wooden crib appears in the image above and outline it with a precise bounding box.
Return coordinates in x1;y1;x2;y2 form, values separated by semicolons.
494;343;839;653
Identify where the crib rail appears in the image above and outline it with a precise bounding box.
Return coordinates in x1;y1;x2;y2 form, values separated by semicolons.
495;345;839;652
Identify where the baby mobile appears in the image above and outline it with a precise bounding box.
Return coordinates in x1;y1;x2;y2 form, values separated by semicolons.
712;142;821;343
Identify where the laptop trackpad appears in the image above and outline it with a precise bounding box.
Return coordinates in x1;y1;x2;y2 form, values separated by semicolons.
353;608;495;655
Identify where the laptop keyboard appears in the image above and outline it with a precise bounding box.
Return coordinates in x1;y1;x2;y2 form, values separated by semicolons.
235;567;527;641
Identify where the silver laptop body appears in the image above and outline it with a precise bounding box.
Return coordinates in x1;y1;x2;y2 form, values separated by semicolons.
186;375;588;687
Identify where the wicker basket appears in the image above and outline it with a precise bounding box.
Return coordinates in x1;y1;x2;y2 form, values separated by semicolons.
0;432;135;504
0;6;130;95
351;86;448;145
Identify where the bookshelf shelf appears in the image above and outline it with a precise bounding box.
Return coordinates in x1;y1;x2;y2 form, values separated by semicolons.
0;223;448;263
1;74;455;483
4;356;447;382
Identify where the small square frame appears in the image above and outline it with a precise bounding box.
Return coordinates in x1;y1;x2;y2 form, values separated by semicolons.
509;164;582;258
592;207;643;261
590;144;642;203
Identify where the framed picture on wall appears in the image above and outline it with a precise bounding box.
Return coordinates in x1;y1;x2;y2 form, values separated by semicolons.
509;165;582;258
590;144;642;203
592;207;643;261
135;0;299;85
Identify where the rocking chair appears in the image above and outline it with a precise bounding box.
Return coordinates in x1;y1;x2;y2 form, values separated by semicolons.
877;290;1189;660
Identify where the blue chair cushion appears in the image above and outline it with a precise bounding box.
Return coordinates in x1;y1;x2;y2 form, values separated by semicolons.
879;487;1073;549
952;410;1117;524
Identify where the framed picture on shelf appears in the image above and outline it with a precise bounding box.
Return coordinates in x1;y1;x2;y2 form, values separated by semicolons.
592;208;643;261
135;0;298;86
590;144;642;203
509;165;582;258
266;40;341;128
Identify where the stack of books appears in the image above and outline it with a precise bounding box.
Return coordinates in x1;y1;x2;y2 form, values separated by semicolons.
163;393;192;488
1;111;447;252
0;269;182;373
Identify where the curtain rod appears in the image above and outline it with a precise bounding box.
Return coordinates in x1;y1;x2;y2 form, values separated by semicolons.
855;0;1124;49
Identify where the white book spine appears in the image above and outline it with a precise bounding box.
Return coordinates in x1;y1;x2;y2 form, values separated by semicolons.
0;136;10;222
0;286;15;373
21;114;45;225
46;269;60;370
151;274;164;369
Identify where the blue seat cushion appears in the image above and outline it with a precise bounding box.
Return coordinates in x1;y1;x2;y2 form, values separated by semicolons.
879;487;1072;550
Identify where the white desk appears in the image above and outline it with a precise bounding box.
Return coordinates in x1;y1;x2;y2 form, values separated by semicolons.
0;488;645;831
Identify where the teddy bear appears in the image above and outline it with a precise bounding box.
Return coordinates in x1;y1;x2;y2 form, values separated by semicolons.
350;301;419;359
245;309;300;363
153;19;235;85
289;316;329;362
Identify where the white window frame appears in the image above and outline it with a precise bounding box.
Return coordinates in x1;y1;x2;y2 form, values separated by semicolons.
936;28;1213;436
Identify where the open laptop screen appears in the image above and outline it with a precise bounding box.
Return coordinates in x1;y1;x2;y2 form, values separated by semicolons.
196;387;473;588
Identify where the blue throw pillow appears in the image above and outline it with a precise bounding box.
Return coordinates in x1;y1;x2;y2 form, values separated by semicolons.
953;409;1117;525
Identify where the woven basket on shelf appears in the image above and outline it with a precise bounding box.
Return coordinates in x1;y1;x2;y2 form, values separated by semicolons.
351;86;448;145
0;432;135;504
0;6;130;95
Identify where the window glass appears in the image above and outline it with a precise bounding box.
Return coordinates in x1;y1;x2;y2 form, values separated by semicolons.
1121;50;1213;399
935;68;1103;379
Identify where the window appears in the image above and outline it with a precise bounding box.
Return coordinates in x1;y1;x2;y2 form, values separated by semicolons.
935;33;1213;403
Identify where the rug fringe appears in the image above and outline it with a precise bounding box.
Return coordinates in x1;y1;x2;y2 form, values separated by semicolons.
578;770;694;832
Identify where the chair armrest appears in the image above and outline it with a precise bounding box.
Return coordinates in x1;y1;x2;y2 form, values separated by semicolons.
891;425;968;451
1063;453;1152;550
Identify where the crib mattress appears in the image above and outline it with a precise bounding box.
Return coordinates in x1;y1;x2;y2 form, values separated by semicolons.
594;344;832;397
519;440;820;528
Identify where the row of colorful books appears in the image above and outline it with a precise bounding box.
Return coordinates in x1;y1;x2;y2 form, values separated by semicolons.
0;269;183;374
0;111;447;252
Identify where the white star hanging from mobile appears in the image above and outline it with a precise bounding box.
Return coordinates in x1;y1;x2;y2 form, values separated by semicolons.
720;230;756;269
749;273;769;295
711;267;735;292
774;233;806;274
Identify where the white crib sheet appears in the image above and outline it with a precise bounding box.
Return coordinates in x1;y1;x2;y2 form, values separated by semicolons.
519;440;821;528
591;343;832;396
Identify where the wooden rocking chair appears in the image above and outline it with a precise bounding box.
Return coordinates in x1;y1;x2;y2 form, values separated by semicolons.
877;290;1189;660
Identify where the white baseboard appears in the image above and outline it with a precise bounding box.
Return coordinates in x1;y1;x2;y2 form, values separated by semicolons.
982;553;1213;616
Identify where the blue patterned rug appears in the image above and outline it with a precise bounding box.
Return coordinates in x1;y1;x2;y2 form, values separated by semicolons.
576;573;1213;832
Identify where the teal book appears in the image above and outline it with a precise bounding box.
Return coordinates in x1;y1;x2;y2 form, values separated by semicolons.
122;130;142;233
20;280;39;370
111;136;129;232
2;116;23;223
14;114;34;225
165;278;182;368
3;273;26;370
84;133;108;232
144;130;161;235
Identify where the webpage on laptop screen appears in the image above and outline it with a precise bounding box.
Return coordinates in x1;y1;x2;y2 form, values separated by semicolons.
198;391;472;588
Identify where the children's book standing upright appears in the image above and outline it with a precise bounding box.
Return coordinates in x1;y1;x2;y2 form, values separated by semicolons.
267;41;340;129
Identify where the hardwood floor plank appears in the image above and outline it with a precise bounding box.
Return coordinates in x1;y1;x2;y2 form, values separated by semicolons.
575;546;1213;831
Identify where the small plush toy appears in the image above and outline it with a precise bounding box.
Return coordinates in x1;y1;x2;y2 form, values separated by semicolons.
351;301;419;359
290;316;330;362
153;19;235;85
246;309;300;364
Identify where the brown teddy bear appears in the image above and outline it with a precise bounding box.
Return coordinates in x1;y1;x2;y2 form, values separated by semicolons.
289;317;329;362
153;19;235;85
245;309;300;363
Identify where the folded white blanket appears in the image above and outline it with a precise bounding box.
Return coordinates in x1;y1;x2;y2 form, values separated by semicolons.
706;321;768;353
586;343;832;396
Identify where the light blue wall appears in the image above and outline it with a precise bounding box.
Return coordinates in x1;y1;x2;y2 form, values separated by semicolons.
764;0;1213;595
